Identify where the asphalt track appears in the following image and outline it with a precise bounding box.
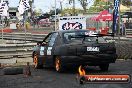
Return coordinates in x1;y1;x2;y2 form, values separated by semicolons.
0;60;132;88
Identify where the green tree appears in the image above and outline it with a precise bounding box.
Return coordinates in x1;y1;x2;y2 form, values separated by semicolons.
68;0;76;15
34;9;43;16
67;0;131;14
49;8;61;15
68;0;88;14
78;0;107;13
61;8;83;16
94;0;100;5
78;0;88;13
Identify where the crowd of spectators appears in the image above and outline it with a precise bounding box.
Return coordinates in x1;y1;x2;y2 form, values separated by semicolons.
125;20;132;29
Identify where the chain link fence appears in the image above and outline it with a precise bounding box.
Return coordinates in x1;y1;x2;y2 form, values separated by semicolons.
116;41;132;60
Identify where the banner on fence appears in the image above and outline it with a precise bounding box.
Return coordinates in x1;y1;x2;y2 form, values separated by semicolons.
59;16;86;30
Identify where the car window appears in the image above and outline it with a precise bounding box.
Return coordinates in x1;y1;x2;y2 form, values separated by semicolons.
84;37;106;43
44;34;52;43
48;33;58;46
63;31;106;43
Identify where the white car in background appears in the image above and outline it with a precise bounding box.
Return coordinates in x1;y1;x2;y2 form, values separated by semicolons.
38;18;51;27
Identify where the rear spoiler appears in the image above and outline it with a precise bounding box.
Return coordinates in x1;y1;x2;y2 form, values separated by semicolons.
70;33;114;38
70;33;114;43
93;33;114;37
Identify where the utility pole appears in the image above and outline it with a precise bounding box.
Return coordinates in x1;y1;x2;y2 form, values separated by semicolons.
0;0;1;26
73;0;75;16
60;1;62;12
29;0;33;21
118;0;121;43
4;0;9;27
55;0;57;31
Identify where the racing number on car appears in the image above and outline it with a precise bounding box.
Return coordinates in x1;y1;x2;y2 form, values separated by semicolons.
87;47;99;52
47;47;52;55
40;47;45;55
85;31;96;36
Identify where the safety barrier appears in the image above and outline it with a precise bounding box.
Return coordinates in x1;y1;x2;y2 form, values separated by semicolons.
0;32;47;59
0;43;36;59
0;32;47;42
125;29;132;37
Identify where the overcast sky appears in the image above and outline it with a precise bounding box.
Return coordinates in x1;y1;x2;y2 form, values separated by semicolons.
8;0;94;13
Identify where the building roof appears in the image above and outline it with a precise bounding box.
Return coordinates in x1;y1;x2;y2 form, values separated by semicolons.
120;4;131;12
9;7;18;12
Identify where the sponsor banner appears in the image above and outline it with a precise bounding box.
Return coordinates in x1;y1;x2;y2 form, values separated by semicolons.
0;1;8;16
80;74;130;83
59;16;86;30
113;0;120;33
18;0;30;14
40;46;45;55
47;47;52;55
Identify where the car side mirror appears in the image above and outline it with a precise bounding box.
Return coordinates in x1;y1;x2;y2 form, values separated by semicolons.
41;41;47;46
37;41;47;46
37;41;42;45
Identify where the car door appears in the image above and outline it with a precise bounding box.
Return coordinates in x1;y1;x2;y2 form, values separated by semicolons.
44;32;58;66
36;33;53;65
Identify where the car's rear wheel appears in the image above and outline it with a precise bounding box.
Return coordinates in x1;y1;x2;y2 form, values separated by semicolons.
55;56;63;72
99;64;109;71
33;53;43;69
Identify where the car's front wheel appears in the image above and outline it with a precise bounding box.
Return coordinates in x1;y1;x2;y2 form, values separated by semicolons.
99;64;109;71
55;56;64;72
33;53;43;69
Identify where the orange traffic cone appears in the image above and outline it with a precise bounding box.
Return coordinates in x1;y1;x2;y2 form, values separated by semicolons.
23;62;31;77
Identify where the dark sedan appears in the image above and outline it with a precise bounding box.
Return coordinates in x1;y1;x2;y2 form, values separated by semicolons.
32;29;117;72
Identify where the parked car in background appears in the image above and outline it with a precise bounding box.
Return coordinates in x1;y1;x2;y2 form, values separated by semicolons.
49;15;59;22
32;29;117;72
38;18;51;27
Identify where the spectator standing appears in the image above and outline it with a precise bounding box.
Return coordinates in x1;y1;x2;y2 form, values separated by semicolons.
125;20;129;29
129;20;132;29
120;21;126;36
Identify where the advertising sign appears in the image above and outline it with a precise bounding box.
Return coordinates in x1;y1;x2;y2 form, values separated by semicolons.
10;23;17;29
59;16;86;30
113;0;120;33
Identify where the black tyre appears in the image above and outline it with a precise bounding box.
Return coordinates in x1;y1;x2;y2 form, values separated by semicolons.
33;53;43;69
80;76;86;85
54;56;64;72
3;67;23;75
99;64;109;71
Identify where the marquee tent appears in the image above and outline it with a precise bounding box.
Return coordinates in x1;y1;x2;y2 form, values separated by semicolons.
90;10;113;21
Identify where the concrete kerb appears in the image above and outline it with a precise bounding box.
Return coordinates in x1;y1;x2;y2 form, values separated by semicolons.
0;61;34;68
0;55;33;64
